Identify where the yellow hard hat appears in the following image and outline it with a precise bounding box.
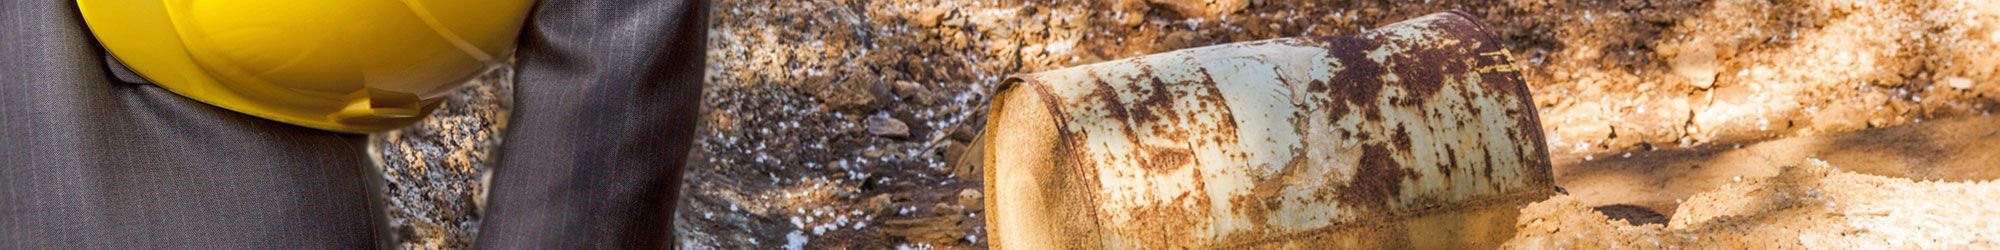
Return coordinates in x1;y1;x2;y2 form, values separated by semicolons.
76;0;535;133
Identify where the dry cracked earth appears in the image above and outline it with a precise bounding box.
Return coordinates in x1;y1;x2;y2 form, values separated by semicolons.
369;0;2000;248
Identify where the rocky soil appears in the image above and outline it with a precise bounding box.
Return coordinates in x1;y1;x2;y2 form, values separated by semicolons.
371;68;512;249
366;0;2000;248
687;0;2000;248
1530;0;2000;158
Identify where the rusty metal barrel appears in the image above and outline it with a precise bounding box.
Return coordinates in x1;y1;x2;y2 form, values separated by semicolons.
979;11;1554;249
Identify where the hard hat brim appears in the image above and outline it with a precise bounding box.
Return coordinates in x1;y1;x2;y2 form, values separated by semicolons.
78;1;440;133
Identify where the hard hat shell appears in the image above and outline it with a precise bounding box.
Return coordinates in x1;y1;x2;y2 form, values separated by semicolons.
77;0;535;133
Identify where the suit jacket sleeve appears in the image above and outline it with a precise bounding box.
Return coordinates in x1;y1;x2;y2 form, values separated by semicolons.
477;0;710;248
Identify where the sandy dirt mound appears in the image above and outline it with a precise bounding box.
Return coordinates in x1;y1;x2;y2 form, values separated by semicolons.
1508;159;2000;249
1553;115;2000;221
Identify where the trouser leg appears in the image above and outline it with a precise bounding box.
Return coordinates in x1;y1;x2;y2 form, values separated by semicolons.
0;1;383;248
476;0;710;248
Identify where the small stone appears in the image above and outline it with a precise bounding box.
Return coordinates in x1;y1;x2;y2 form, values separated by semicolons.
865;194;895;214
1162;30;1204;50
941;11;970;28
1673;44;1719;89
1147;0;1247;18
807;72;892;113
892;80;934;105
914;8;949;28
958;189;983;211
1945;76;1974;90
1117;12;1146;27
867;116;911;139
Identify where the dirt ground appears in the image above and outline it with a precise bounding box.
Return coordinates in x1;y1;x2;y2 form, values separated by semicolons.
1552;114;2000;222
360;0;2000;249
685;0;2000;248
1509;155;2000;248
371;68;513;249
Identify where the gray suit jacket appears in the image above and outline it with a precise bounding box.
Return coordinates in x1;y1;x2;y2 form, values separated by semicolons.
0;0;707;249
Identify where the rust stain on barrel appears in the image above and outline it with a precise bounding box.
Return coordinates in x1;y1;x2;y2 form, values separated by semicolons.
1131;78;1185;130
1341;143;1410;211
1318;36;1388;122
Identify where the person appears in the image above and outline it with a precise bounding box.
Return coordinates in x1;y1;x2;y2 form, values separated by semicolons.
0;0;709;248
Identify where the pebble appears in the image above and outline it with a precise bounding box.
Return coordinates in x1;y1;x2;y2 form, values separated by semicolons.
1147;0;1246;18
1673;44;1719;89
958;189;983;211
810;78;893;113
865;194;895;214
914;8;949;28
1945;76;1973;90
893;80;934;105
868;115;912;139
